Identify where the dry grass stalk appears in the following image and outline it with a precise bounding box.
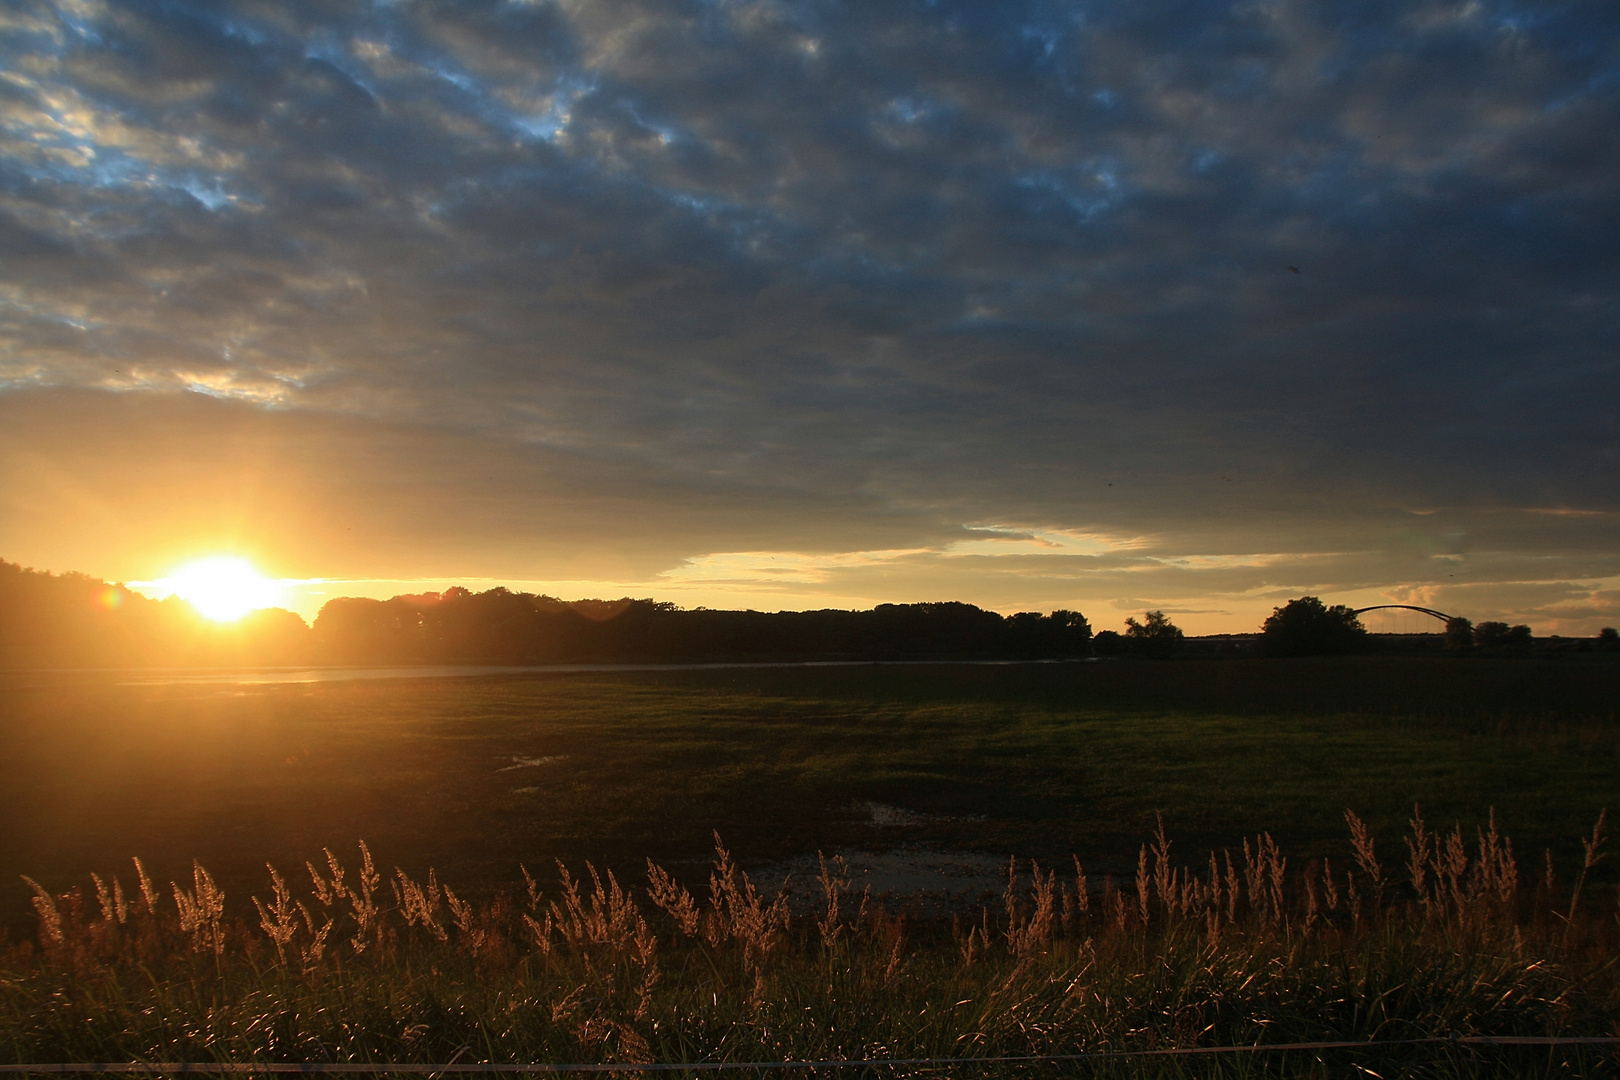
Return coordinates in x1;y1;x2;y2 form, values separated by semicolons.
172;862;226;957
1104;876;1129;934
90;873;126;926
444;885;474;938
20;877;62;947
392;867;447;942
1344;809;1385;905
1321;857;1339;911
813;853;848;948
519;865;554;957
1263;835;1287;931
1476;810;1518;908
346;842;382;954
1302;864;1319;935
1150;816;1174;921
1434;825;1469;920
1565;809;1608;929
1003;859;1056;956
253;864;299;964
704;835;789;968
1407;804;1433;915
132;857;157;918
646;860;701;938
294;900;334;968
1134;846;1150;927
1239;835;1286;931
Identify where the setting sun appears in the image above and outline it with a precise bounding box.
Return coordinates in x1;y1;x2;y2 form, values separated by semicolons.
162;557;281;622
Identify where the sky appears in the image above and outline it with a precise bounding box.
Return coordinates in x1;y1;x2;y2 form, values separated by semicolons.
1;0;1616;634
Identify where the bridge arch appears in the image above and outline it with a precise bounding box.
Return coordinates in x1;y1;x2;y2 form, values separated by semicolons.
1351;604;1453;627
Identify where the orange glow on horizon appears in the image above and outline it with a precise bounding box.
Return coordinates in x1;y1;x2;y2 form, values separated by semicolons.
152;557;282;622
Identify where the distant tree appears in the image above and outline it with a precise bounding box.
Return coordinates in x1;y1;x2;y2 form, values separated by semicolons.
1600;627;1619;651
1260;596;1367;657
1444;616;1474;651
1124;610;1184;658
1091;629;1124;656
1007;609;1093;657
1473;621;1511;649
1504;624;1532;647
1050;609;1093;651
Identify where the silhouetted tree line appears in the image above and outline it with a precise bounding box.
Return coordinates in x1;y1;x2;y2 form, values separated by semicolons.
311;589;1095;665
0;560;1095;668
7;558;1616;669
0;559;308;668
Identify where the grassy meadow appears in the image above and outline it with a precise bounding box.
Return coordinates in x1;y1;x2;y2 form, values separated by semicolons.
2;657;1617;924
2;656;1618;1075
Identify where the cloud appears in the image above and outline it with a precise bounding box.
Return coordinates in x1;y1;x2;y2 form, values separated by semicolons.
1;0;1617;631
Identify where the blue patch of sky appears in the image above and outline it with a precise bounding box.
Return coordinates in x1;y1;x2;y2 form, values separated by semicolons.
671;192;728;217
217;15;270;48
51;4;104;46
3;98;246;216
886;97;931;124
181;178;233;211
665;190;793;261
1543;64;1620;112
1013;167;1120;224
1020;22;1062;60
621;101;680;145
510;74;599;144
302;36;384;105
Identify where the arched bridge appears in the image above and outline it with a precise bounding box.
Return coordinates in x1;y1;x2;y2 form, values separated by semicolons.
1351;604;1454;625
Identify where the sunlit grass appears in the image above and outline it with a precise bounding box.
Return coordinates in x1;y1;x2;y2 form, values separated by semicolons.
5;813;1617;1078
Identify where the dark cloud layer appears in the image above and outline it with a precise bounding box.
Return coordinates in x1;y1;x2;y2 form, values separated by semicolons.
1;0;1616;630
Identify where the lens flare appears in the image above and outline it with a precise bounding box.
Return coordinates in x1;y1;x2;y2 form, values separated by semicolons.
164;557;281;622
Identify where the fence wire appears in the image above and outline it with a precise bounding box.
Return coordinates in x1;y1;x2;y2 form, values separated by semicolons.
1;1036;1616;1074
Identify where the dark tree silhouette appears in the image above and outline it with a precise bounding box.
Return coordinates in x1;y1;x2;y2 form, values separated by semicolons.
4;557;1111;668
310;587;1096;665
1260;596;1367;657
1091;629;1124;656
1473;622;1533;650
1124;610;1184;658
1444;616;1474;651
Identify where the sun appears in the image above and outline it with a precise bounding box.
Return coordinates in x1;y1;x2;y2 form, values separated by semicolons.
164;557;281;622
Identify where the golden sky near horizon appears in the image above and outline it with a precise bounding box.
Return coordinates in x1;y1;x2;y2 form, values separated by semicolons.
1;3;1617;634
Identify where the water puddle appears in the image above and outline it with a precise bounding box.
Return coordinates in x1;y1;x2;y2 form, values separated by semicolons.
750;848;1007;915
497;754;568;772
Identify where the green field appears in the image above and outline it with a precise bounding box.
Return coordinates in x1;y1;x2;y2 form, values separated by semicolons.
3;657;1617;928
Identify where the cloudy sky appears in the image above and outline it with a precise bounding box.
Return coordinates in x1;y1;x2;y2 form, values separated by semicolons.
1;0;1616;633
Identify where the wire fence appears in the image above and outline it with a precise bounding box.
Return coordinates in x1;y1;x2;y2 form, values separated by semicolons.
2;1036;1616;1074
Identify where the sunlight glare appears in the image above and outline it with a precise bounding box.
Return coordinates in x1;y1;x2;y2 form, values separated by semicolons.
165;557;281;622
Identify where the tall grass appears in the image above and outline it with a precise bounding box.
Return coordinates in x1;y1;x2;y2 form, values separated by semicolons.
4;810;1617;1078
